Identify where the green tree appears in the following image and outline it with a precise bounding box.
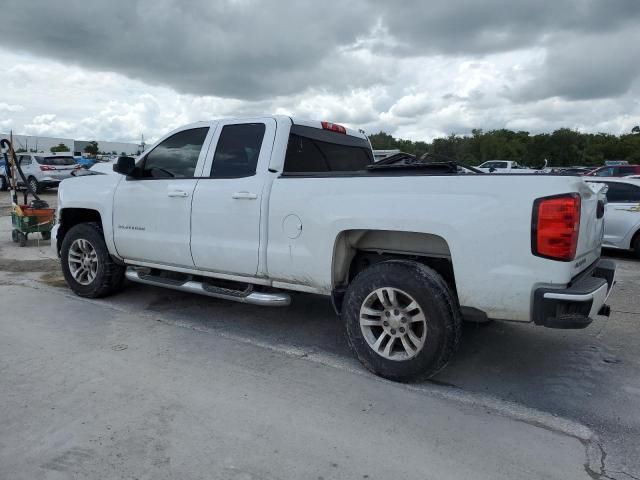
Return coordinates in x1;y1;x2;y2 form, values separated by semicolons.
368;127;640;168
50;143;70;153
83;141;99;156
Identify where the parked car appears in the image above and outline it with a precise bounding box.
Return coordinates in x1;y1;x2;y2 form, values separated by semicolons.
586;164;640;177
0;158;7;191
586;178;640;258
17;153;79;193
476;160;536;173
605;160;629;166
52;116;615;381
89;159;117;175
74;156;96;169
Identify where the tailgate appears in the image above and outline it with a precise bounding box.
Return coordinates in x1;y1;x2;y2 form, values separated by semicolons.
573;181;606;276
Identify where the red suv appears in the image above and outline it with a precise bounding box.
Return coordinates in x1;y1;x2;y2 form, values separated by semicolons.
586;165;640;177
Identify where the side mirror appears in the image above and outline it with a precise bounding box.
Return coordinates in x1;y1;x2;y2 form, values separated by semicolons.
113;156;136;176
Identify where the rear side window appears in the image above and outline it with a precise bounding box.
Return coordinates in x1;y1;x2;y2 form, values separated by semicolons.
210;123;266;178
36;156;75;166
283;128;373;174
605;182;640;203
142;127;209;178
619;166;640;176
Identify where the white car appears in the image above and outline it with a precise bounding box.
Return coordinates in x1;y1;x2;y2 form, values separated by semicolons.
587;178;640;258
52;116;615;381
89;159;117;175
476;160;536;173
17;153;78;193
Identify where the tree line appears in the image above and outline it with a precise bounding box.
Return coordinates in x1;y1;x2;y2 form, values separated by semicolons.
369;127;640;167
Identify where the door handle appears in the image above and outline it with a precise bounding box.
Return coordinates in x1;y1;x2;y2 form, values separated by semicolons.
232;192;258;200
168;189;189;197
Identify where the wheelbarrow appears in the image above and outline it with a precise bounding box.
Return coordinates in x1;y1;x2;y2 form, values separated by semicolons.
11;204;55;247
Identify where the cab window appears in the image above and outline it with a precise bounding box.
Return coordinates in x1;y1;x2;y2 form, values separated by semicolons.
141;127;209;179
210;123;266;178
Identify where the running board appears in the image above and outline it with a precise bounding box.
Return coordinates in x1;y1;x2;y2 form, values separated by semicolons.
125;269;291;307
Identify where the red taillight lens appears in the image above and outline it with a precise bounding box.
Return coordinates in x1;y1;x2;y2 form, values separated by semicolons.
532;194;581;261
321;121;346;134
39;165;55;171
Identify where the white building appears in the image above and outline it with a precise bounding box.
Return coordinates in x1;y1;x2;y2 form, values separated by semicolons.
0;133;139;156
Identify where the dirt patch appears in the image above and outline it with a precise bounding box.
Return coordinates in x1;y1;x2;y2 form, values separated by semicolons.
0;258;60;273
39;270;67;288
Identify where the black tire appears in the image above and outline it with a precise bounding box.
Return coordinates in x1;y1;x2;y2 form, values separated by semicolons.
633;233;640;259
28;176;41;194
0;175;7;191
41;231;51;241
60;222;125;298
11;229;18;243
342;260;462;382
19;232;27;247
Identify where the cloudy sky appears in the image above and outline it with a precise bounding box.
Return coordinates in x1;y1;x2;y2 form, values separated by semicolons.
0;0;639;144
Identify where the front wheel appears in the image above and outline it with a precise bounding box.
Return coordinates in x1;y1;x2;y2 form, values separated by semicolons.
60;222;125;298
342;260;462;382
633;234;640;259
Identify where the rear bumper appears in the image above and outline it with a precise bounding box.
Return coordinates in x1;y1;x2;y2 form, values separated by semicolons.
532;259;616;329
40;179;61;187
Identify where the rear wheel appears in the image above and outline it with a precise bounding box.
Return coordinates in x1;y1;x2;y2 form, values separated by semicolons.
633;233;640;259
342;260;462;382
60;222;125;298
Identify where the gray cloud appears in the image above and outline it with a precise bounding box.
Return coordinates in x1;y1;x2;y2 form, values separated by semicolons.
1;0;639;102
514;26;640;101
0;0;379;99
1;0;640;143
373;0;640;56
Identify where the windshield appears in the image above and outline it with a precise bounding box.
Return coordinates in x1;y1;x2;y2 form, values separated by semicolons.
594;167;615;177
35;156;76;166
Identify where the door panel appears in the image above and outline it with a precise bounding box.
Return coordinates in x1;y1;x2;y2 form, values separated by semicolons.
602;182;640;248
190;118;276;276
113;179;199;266
113;126;213;267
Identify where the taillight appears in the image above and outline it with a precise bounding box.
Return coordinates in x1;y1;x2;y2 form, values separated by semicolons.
532;193;581;261
321;121;346;134
40;165;55;171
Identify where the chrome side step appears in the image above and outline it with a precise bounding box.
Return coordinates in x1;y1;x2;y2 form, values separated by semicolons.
125;269;291;307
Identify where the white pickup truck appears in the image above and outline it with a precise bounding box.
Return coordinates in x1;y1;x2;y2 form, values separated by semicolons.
53;116;616;381
477;160;537;174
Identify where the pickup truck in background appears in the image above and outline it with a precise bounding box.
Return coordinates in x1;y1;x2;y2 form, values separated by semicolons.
52;116;616;381
477;160;536;174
